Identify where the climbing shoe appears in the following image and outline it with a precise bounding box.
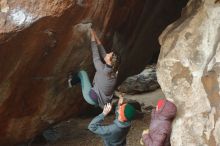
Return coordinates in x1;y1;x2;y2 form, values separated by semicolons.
68;72;81;88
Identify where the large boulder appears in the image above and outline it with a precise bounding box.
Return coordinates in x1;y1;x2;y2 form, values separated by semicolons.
118;65;160;94
0;0;188;145
0;0;146;145
157;0;220;145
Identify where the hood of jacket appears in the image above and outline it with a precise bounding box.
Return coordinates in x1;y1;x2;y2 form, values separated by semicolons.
156;99;177;120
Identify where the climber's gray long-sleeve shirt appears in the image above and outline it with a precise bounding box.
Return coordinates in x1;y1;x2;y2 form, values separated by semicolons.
91;41;117;108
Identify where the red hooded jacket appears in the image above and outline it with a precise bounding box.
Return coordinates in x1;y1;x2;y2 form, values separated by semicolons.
142;99;177;146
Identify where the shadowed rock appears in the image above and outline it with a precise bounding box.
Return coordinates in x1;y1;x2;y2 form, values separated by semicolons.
118;65;160;94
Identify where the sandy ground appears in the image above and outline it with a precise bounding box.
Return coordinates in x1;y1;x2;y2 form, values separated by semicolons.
29;89;164;146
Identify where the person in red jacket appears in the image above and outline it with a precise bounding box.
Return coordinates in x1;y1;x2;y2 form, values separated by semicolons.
141;99;177;146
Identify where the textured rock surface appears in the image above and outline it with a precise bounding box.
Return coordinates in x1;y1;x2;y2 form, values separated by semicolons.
0;0;188;145
0;0;147;145
157;0;220;145
118;65;160;94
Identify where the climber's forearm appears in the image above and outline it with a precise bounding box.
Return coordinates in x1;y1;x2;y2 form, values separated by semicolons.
91;29;96;42
94;33;102;45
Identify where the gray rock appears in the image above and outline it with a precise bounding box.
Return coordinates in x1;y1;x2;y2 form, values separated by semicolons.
118;65;160;94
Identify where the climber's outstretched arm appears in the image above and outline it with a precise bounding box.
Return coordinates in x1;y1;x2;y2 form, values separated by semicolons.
90;29;105;71
93;31;107;59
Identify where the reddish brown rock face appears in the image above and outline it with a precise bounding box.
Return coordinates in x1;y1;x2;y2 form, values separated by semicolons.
0;0;147;145
0;0;187;145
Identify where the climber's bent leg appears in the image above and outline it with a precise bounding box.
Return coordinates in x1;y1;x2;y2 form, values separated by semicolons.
77;70;97;105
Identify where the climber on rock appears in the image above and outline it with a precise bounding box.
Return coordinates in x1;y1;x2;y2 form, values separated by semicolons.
88;93;136;146
140;98;177;146
68;28;121;108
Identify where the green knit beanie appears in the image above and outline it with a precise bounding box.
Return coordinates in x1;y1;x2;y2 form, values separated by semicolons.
124;104;136;121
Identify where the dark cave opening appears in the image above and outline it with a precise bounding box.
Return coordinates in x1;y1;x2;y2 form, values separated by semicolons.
112;0;189;86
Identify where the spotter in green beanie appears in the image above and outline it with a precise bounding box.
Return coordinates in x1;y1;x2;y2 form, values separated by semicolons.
124;104;136;121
